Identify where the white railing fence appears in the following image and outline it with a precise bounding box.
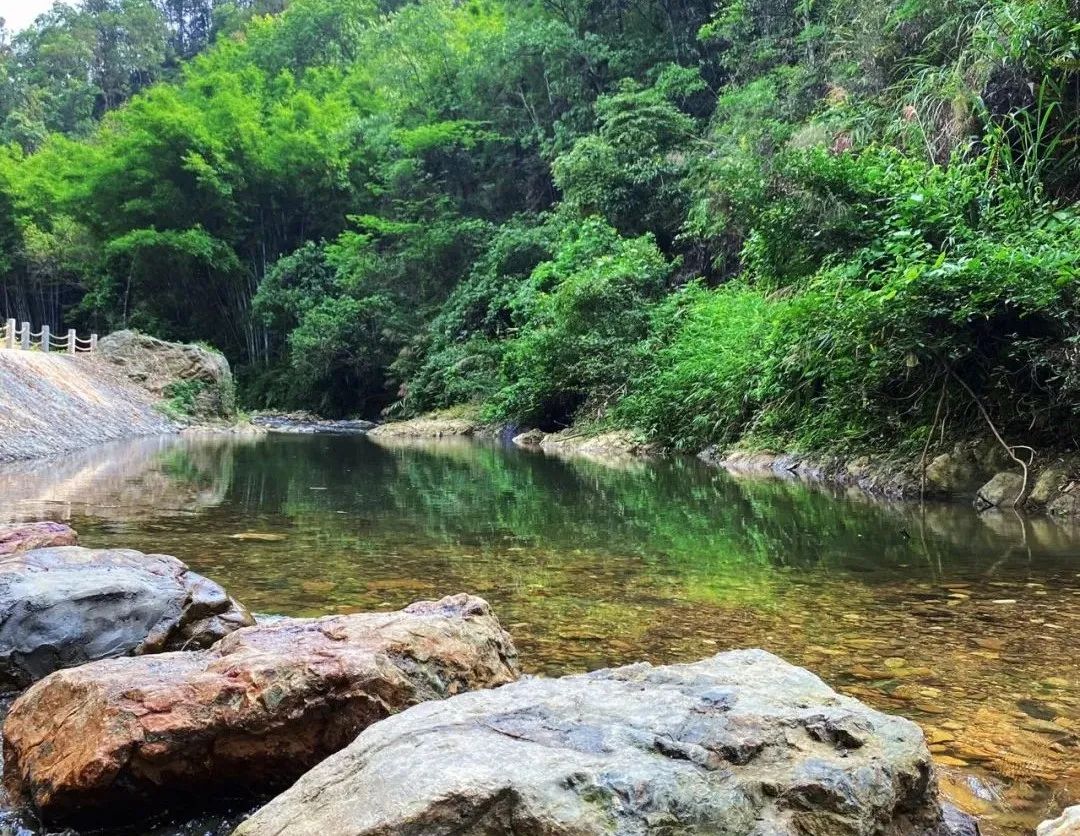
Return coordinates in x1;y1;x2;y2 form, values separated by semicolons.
2;319;98;355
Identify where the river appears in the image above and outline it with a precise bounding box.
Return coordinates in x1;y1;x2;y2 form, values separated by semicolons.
0;432;1076;835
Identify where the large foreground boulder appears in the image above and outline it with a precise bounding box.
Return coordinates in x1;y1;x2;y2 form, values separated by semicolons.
236;649;967;836
3;594;519;823
0;522;78;556
97;329;234;420
0;546;253;689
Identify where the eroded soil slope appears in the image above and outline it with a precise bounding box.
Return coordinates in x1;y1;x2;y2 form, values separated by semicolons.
0;351;175;462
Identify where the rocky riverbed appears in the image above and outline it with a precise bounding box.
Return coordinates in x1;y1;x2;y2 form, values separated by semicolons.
0;521;1007;835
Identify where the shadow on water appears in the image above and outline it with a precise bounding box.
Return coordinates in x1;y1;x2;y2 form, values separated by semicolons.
0;433;1077;835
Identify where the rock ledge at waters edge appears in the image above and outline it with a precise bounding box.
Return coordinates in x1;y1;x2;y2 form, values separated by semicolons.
368;413;491;439
3;594;519;824
250;412;375;434
0;522;78;556
0;545;253;689
513;428;660;459
235;648;976;836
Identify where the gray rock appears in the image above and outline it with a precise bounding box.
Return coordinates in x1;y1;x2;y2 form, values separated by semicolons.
511;429;547;447
1037;805;1080;836
251;413;374;434
974;471;1025;510
1048;488;1080;519
235;649;966;836
1029;466;1069;505
98;330;234;420
972;439;1014;474
924;452;982;494
0;546;252;689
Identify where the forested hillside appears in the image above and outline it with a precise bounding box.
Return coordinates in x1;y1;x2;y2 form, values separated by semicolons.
1;0;1077;456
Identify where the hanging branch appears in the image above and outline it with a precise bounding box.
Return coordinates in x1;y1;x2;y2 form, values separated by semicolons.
919;375;948;502
945;364;1033;507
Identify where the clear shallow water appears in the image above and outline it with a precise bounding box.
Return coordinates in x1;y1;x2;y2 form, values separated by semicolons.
0;432;1077;835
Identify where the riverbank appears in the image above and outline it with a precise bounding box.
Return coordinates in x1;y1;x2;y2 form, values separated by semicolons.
702;443;1080;520
0;331;241;464
0;350;176;463
369;412;1080;521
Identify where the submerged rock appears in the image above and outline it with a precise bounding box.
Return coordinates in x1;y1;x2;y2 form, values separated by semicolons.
235;648;968;836
0;522;77;556
940;803;981;836
3;594;519;824
1038;806;1080;836
0;546;252;689
974;471;1025;509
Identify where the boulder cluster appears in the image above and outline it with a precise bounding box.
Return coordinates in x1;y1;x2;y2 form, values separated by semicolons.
0;521;1000;835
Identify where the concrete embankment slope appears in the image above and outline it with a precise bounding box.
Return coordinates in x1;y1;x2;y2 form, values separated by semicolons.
0;350;175;462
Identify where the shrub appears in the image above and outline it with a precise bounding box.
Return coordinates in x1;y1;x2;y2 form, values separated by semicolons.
618;283;776;450
487;217;676;427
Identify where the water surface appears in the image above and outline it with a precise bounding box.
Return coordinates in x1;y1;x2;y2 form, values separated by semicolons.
0;433;1077;835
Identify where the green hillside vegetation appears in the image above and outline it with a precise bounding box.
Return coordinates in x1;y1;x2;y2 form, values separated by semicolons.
1;0;1077;455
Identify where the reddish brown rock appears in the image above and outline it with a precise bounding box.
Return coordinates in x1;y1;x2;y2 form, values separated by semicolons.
0;522;78;556
2;594;519;824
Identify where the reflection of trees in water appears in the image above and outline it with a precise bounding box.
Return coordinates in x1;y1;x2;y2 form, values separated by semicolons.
4;432;1077;598
6;433;1072;832
224;436;1080;589
0;434;260;522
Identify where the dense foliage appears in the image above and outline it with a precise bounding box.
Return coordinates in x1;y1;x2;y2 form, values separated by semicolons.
1;0;1077;455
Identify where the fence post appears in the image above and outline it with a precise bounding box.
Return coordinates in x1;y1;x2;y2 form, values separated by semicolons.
41;325;50;352
67;328;77;355
90;334;98;352
20;322;29;351
4;319;13;350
